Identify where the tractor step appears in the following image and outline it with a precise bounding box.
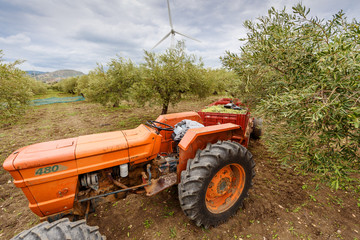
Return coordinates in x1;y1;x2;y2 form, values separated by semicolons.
145;173;177;196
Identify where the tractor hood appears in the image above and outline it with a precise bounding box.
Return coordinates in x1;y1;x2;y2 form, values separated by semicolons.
5;130;128;171
3;125;154;171
4;131;130;171
7;138;78;170
75;130;128;159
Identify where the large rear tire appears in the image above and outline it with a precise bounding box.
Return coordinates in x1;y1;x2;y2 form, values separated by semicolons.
251;118;262;140
178;141;255;228
11;218;106;240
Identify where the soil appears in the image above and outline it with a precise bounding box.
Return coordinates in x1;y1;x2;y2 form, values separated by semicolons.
0;97;359;240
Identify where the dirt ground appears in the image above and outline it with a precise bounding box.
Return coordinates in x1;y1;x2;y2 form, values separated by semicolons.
0;98;359;240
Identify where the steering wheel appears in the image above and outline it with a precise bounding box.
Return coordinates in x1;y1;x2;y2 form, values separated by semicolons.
146;120;174;132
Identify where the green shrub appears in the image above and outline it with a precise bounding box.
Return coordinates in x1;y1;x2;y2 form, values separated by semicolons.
75;75;89;95
28;77;47;95
83;58;140;107
0;50;32;124
204;68;240;97
58;76;78;94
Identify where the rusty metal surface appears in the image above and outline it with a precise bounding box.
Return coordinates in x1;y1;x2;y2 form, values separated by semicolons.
39;209;73;222
145;173;177;196
107;172;128;189
244;118;253;140
78;164;152;203
240;117;253;147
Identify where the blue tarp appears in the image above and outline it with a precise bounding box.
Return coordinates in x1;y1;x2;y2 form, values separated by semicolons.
31;96;86;106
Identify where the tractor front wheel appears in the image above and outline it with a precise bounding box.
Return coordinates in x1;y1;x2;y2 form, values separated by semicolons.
178;141;255;228
11;218;105;240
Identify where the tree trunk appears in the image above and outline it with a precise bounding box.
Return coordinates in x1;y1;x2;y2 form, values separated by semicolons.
161;103;169;114
112;100;119;108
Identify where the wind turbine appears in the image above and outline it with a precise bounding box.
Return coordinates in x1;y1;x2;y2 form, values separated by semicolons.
152;0;200;50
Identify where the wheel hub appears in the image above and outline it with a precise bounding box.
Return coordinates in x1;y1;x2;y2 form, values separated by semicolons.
205;164;245;213
218;178;231;194
207;166;234;198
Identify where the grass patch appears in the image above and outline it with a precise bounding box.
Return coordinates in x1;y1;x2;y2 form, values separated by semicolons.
169;227;177;238
31;89;74;100
118;114;157;129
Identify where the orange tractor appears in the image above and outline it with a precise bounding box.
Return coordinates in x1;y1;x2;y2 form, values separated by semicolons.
4;99;257;239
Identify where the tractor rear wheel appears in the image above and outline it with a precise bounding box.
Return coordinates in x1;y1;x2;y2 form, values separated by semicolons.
11;218;105;240
251;118;262;139
178;140;255;228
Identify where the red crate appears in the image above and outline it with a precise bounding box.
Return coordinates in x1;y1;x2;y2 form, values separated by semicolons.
198;111;250;130
198;99;251;147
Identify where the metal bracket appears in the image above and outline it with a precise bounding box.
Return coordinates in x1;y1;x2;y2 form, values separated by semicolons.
145;173;177;196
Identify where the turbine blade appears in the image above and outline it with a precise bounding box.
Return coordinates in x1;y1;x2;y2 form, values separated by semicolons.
167;0;174;29
152;32;171;50
174;31;201;42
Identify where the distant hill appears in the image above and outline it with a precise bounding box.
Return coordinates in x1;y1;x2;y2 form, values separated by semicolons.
26;71;48;77
31;69;85;83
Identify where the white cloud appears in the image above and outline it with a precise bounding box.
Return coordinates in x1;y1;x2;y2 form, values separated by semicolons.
0;33;31;45
0;0;359;73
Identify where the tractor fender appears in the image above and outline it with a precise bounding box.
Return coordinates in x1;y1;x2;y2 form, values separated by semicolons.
177;123;244;182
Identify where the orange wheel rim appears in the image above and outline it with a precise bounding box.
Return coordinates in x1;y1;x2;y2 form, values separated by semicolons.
205;163;245;213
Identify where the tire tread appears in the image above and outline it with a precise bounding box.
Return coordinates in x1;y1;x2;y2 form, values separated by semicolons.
178;140;255;228
11;218;106;240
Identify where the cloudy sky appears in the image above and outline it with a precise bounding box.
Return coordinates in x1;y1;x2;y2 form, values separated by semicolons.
0;0;359;73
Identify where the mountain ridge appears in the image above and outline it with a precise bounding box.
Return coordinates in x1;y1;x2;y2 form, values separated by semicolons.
27;69;84;83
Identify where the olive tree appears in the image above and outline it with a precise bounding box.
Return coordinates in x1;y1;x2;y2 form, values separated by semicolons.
83;57;141;107
133;41;209;114
204;68;244;98
28;77;47;95
221;4;360;188
58;76;78;94
0;50;32;124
